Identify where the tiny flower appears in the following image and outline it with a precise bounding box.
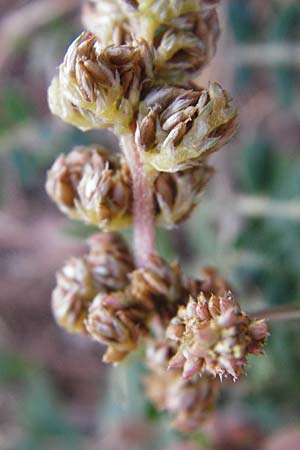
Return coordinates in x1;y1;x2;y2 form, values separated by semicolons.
155;10;220;82
167;292;269;380
85;290;151;362
136;82;238;172
48;32;154;132
52;257;98;334
154;163;214;228
86;232;134;290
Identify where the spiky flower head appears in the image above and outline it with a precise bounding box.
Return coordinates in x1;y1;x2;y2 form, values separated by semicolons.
46;147;91;220
167;292;269;380
144;369;219;432
136;82;238;172
154;10;219;82
154;163;213;227
130;254;183;320
86;232;134;290
82;0;132;46
48;32;154;132
52;257;98;334
118;0;219;42
85;290;151;362
46;146;133;230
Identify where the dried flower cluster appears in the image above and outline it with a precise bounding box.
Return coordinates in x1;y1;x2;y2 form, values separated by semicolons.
46;0;268;433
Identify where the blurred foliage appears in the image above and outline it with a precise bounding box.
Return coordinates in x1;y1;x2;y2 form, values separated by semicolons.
229;0;300;101
271;2;300;106
1;1;300;449
0;351;83;450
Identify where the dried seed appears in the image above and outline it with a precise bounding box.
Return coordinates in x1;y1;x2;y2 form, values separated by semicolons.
76;61;96;102
145;87;178;111
155;173;177;209
169;122;187;146
159;91;200;124
105;46;134;65
120;69;134;97
84;60;114;88
122;0;138;8
139;110;157;150
162;106;197;132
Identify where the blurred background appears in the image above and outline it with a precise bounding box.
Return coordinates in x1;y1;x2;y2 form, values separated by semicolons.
1;0;300;449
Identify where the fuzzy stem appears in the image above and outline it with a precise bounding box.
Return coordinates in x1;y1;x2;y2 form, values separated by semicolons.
120;128;155;268
250;304;300;322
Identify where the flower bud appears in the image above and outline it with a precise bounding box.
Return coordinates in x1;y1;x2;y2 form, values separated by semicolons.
130;254;183;319
136;82;238;172
118;0;219;41
52;257;98;334
82;0;132;46
85;290;150;362
46;146;133;231
144;369;219;432
187;266;232;299
76;152;132;230
167;292;269;380
48;32;154;132
154;163;213;227
155;10;219;82
46;146;99;220
86;232;134;290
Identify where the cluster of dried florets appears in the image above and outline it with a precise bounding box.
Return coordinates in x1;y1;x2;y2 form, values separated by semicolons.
46;145;213;229
47;0;268;433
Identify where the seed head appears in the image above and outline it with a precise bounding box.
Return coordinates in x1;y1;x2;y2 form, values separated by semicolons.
82;0;133;46
48;32;154;132
167;292;269;380
46;147;92;220
154;163;214;227
85;290;151;362
52;257;97;334
86;232;134;290
76;152;132;230
118;0;219;41
144;369;219;432
130;254;183;321
155;10;220;82
136;82;238;172
46;145;133;230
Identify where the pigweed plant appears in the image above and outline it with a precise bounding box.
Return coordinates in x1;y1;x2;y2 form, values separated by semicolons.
46;0;298;433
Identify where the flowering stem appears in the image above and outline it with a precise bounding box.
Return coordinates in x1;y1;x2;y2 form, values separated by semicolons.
250;304;300;322
120;127;155;268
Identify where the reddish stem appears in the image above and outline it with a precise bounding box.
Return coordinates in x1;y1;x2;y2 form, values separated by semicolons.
120;127;155;268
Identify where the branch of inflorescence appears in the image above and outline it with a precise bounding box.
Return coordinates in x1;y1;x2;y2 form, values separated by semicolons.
119;126;156;269
250;304;300;322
